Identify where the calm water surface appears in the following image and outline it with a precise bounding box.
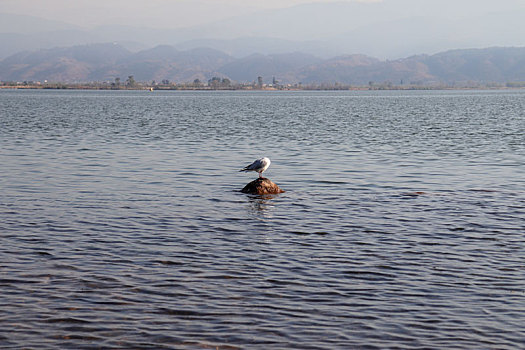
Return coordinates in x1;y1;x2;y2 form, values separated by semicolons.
1;89;524;349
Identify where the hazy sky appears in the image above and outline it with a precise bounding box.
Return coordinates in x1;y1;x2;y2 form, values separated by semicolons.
0;0;377;27
1;0;512;28
1;0;524;29
1;0;524;59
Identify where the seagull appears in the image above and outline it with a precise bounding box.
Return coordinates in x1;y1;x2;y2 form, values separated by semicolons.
240;157;271;178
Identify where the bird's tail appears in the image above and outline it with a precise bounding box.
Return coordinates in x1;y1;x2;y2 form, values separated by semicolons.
239;168;248;172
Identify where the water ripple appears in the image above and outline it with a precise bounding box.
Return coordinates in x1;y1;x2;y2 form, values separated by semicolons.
0;89;524;349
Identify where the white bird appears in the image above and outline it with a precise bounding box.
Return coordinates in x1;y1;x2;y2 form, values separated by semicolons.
240;157;271;178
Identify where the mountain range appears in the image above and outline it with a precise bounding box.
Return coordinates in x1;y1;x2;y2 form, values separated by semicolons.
2;43;525;85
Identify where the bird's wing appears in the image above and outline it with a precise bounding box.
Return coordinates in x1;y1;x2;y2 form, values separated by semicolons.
241;159;262;171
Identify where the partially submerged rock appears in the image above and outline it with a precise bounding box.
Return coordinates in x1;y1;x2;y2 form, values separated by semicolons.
241;177;285;195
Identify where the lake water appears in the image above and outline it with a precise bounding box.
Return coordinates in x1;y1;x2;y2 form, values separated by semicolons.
1;89;524;349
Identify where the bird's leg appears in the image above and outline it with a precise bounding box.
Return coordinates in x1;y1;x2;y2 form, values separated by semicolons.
258;172;262;178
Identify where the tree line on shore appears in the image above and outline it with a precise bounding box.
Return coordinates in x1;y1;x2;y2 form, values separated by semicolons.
3;75;523;91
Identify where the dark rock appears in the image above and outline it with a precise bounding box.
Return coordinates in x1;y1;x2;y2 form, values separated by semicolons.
241;177;285;195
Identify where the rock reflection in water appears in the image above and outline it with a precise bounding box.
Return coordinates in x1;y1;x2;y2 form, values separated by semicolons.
246;194;280;217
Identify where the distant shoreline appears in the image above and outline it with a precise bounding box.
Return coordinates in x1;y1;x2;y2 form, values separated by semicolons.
2;83;524;91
